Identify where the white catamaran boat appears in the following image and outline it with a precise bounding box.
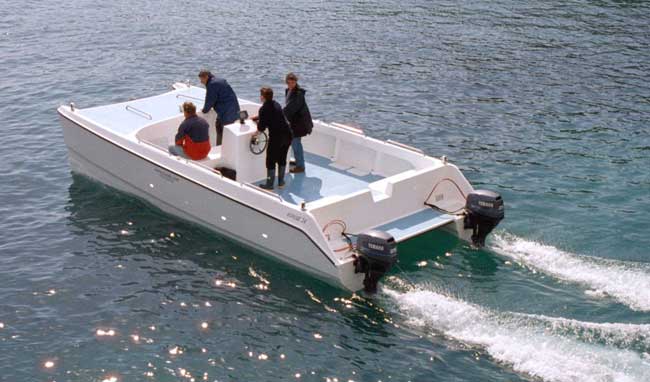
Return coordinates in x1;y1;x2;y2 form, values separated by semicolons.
58;83;504;292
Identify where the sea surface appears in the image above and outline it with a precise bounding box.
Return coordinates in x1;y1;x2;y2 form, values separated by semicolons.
1;1;649;381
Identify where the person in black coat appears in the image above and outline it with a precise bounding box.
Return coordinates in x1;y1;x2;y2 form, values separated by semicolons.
252;87;293;189
283;72;313;173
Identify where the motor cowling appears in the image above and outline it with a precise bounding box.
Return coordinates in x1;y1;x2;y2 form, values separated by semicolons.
464;190;504;247
353;230;398;293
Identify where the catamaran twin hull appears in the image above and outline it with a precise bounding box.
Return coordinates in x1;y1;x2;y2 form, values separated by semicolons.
58;83;504;292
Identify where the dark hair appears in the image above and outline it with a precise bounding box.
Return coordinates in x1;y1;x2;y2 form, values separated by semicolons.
260;87;274;101
182;101;196;114
198;69;212;78
285;72;298;82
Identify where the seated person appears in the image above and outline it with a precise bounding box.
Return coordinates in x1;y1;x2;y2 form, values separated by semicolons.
252;87;293;190
169;102;211;160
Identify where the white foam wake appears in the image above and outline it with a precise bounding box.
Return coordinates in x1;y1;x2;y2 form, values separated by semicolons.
386;288;650;382
490;233;650;311
514;314;650;351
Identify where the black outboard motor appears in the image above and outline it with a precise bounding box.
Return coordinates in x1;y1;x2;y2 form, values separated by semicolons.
353;230;398;293
464;190;505;247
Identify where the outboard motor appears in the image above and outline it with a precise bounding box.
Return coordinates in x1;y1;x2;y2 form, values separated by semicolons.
464;190;505;247
353;230;398;293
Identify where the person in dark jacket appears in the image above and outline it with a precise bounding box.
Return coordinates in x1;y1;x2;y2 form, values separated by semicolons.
283;72;313;173
198;70;240;146
169;102;211;160
253;87;293;190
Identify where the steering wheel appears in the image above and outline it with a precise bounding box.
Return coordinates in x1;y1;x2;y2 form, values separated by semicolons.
250;131;268;155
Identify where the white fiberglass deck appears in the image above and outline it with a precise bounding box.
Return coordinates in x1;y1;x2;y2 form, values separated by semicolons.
274;153;383;205
78;86;207;135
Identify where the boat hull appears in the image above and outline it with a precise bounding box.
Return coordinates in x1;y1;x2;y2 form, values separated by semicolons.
59;113;363;291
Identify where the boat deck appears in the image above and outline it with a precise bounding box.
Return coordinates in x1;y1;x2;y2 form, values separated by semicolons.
78;86;208;135
273;153;383;205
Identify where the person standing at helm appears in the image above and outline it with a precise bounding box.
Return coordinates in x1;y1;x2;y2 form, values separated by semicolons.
283;72;313;174
252;87;293;190
198;69;240;146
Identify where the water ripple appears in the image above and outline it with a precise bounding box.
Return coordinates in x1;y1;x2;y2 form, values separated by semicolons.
2;0;650;381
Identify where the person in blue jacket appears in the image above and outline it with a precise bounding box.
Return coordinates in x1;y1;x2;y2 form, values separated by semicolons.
198;70;240;146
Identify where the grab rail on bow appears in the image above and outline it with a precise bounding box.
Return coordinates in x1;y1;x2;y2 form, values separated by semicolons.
125;105;152;120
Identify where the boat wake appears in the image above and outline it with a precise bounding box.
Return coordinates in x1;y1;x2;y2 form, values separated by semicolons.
512;313;650;352
385;288;650;382
490;233;650;311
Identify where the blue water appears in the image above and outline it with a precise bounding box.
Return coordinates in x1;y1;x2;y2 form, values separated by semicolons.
1;1;649;381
